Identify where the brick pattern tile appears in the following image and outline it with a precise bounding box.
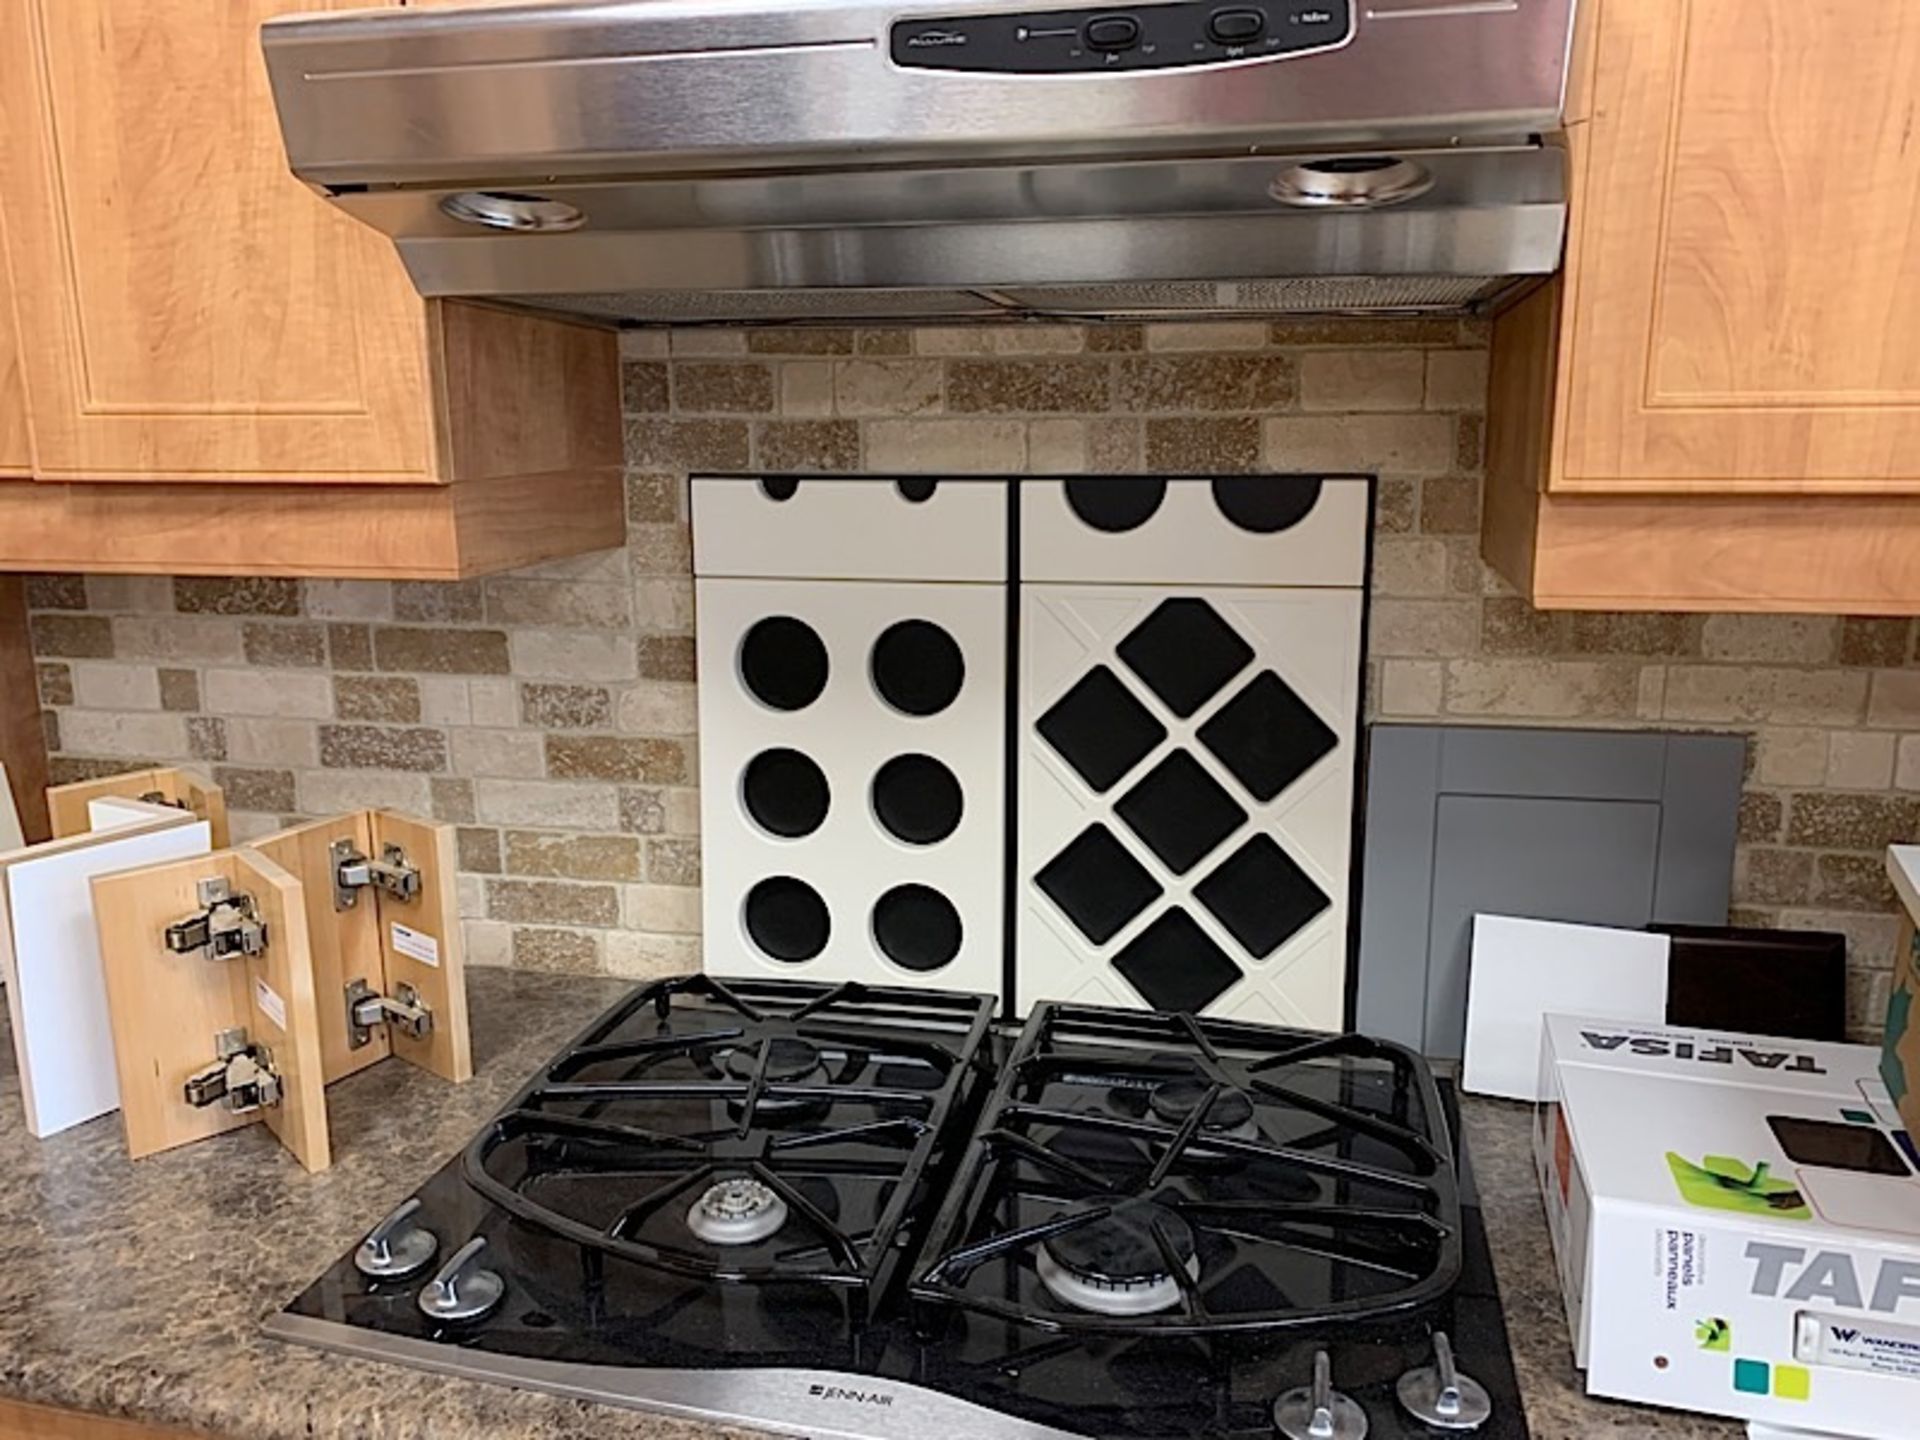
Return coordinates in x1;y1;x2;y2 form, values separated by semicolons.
21;316;1918;1038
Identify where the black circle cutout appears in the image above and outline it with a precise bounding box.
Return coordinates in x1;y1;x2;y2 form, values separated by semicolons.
761;478;799;502
1066;477;1166;533
739;616;828;712
871;753;963;845
872;884;962;972
1211;476;1323;534
742;748;830;838
744;877;830;963
896;478;938;503
870;620;964;717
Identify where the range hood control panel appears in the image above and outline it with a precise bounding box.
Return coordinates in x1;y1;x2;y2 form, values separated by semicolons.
890;0;1350;72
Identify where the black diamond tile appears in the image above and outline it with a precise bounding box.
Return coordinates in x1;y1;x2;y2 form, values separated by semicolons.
1114;749;1247;876
1036;665;1167;794
1116;598;1255;719
1111;908;1243;1014
1194;834;1331;959
1034;824;1163;945
1197;671;1338;803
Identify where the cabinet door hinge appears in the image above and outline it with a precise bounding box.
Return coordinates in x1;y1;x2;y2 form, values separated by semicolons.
345;977;433;1049
183;1027;281;1112
331;839;422;911
163;878;268;960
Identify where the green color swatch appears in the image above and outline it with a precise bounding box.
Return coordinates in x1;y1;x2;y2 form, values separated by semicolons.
1667;1153;1811;1220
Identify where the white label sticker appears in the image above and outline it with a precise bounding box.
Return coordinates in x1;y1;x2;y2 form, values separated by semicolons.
391;922;440;968
1796;1309;1920;1379
254;976;288;1032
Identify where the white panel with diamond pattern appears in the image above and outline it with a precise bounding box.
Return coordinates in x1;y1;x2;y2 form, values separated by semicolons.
1017;583;1363;1027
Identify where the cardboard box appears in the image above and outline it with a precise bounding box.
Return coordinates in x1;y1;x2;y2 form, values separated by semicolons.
1535;1014;1920;1438
1885;845;1920;1144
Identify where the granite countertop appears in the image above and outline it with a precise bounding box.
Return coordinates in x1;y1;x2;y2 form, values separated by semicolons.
0;968;1737;1440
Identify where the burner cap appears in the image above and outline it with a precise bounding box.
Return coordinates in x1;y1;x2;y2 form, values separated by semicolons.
1038;1201;1199;1317
687;1177;789;1245
1149;1078;1256;1133
726;1036;826;1083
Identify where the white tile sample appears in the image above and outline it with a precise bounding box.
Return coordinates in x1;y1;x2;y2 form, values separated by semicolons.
1461;914;1670;1101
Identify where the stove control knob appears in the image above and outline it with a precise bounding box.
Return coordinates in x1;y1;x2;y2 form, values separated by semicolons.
1396;1331;1492;1432
417;1236;505;1324
354;1196;438;1280
1273;1350;1368;1440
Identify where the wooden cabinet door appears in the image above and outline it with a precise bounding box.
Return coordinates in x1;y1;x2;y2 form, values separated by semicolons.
0;0;434;483
0;208;28;476
92;847;330;1172
250;809;471;1086
1557;0;1920;495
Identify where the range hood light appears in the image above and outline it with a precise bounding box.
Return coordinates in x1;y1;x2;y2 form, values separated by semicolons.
440;192;585;234
1268;158;1434;210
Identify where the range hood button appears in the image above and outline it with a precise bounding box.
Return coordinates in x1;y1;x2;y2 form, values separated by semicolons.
1084;14;1141;50
1208;8;1267;43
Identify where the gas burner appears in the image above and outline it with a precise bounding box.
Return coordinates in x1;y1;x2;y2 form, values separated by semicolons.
687;1177;789;1246
915;1001;1462;1340
725;1035;827;1082
723;1036;829;1117
1036;1200;1199;1317
1148;1077;1258;1141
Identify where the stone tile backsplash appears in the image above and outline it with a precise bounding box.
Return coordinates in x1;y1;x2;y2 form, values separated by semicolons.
24;318;1920;1037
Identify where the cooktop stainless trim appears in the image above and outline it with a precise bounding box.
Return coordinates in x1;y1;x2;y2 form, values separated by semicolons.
263;1313;1087;1440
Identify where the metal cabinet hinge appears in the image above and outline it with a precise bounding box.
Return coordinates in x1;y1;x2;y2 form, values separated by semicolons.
163;878;268;960
183;1027;281;1113
345;977;433;1049
331;839;422;911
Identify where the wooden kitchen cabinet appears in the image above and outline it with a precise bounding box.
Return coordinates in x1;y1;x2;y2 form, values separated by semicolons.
1485;0;1920;611
0;0;624;577
0;211;29;478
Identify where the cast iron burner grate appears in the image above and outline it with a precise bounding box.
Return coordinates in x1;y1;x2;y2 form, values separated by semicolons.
462;974;995;1316
911;1002;1460;1337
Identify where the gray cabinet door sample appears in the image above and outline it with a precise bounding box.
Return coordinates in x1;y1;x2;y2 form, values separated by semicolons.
1355;724;1744;1058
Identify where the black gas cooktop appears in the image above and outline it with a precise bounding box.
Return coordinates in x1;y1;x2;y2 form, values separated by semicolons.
269;975;1524;1440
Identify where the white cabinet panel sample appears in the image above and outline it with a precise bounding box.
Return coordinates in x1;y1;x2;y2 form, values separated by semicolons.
1021;476;1369;587
691;473;1370;1025
693;476;1006;582
0;817;212;1136
694;575;1005;995
1016;584;1362;1026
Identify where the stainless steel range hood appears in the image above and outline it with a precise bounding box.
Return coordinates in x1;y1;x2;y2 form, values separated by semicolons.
261;0;1575;325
